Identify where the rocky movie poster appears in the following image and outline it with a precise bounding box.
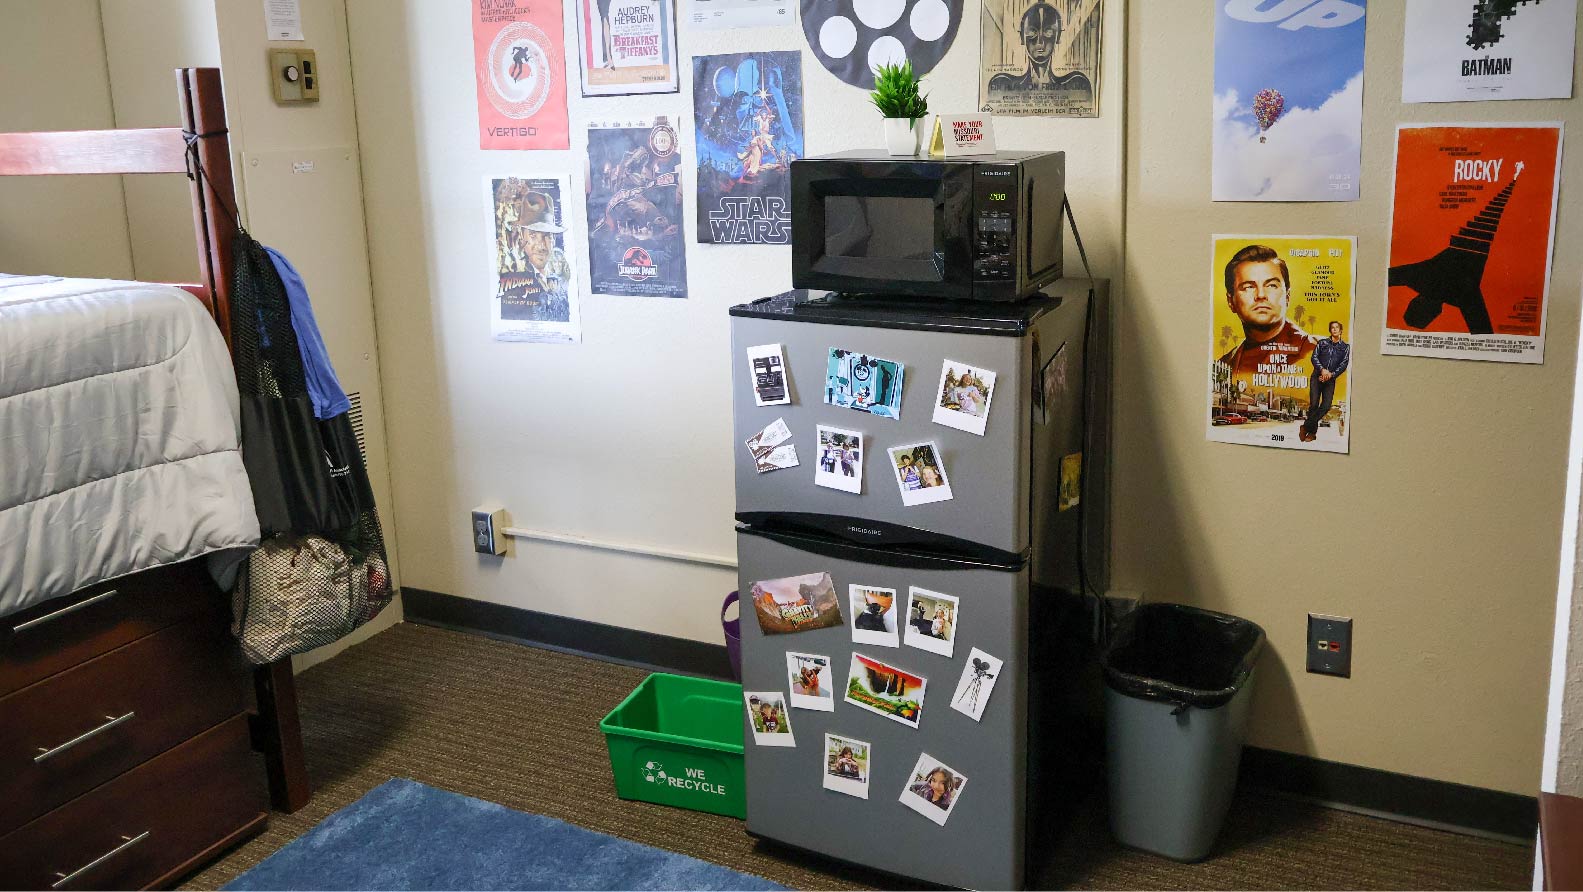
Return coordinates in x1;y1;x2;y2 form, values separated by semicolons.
694;51;804;245
489;176;580;343
979;0;1102;117
473;0;570;150
1382;124;1563;364
584;119;689;298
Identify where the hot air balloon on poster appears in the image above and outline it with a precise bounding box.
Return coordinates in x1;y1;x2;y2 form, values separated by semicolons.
1252;88;1285;144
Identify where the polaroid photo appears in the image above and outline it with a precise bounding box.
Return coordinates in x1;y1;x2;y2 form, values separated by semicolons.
814;425;864;494
746;418;798;473
904;587;960;659
1059;452;1082;512
747;343;791;406
899;752;968;826
786;652;835;712
950;647;1003;722
824;348;905;420
932;360;997;436
845;652;926;730
749;571;846;635
822;733;872;800
887;442;953;506
744;691;796;747
849;584;899;648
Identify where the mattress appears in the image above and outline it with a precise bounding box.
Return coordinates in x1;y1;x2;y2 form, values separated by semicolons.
0;274;260;619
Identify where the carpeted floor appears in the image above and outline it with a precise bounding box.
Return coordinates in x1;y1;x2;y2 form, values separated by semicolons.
183;623;1533;891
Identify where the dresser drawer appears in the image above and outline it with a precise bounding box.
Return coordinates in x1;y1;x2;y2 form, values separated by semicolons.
0;714;266;892
0;561;220;698
0;615;246;836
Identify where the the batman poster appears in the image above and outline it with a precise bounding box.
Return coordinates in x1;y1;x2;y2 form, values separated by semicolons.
693;51;804;245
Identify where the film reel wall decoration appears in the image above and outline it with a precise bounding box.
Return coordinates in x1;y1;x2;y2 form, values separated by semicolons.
800;0;963;90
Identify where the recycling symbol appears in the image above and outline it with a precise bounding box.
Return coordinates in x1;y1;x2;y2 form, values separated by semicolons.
641;760;668;784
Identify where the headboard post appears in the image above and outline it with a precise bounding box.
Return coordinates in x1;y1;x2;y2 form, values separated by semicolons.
179;67;236;348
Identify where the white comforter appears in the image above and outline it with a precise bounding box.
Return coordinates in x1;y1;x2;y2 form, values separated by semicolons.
0;275;260;618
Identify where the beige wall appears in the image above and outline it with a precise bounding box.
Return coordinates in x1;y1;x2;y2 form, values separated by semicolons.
1122;2;1583;795
0;0;134;279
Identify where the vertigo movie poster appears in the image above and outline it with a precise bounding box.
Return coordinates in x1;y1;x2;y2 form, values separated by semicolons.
584;119;689;298
473;0;570;150
693;52;804;245
1212;0;1366;202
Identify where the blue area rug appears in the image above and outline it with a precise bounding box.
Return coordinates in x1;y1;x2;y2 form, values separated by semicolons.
225;778;784;891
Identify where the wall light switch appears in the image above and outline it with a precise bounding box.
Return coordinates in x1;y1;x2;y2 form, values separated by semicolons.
270;49;320;103
1307;613;1353;678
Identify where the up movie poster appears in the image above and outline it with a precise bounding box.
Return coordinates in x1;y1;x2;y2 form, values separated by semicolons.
693;51;804;245
1209;235;1357;454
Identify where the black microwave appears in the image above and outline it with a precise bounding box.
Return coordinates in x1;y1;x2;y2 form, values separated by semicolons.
790;150;1065;302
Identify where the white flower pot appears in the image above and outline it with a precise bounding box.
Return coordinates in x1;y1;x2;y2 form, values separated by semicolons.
883;117;920;156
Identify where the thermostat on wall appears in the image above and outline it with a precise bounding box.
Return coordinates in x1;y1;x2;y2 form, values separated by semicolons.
270;49;320;103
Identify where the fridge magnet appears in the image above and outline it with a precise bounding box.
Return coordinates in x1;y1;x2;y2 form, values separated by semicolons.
744;691;796;747
573;0;680;98
746;417;799;473
950;647;1003;722
899;752;967;826
904;587;959;658
814;426;864;494
1036;341;1069;426
747;343;792;406
695;51;804;244
1058;453;1081;511
751;572;845;634
1402;0;1576;103
845;653;926;729
932;360;997;436
786;652;835;711
488;176;580;344
979;0;1102;118
888;443;953;507
849;584;899;648
822;733;872;800
825;348;905;419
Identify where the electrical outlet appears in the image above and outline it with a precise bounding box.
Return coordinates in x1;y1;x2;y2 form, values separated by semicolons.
1307;613;1352;678
471;506;506;556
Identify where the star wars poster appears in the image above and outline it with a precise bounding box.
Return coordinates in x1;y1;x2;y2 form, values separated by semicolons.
1212;0;1366;201
488;176;580;343
694;52;804;245
1382;124;1562;364
979;0;1101;117
574;0;679;97
1208;235;1357;454
584;119;689;298
473;0;569;150
1402;0;1577;103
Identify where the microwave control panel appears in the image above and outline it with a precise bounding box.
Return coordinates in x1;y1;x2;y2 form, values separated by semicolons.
973;166;1017;281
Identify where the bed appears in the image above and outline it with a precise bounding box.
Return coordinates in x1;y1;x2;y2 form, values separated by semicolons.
0;68;309;890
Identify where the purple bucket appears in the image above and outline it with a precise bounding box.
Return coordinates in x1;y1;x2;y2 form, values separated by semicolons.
722;591;742;681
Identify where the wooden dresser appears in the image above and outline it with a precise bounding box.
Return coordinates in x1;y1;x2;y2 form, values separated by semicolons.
0;562;269;890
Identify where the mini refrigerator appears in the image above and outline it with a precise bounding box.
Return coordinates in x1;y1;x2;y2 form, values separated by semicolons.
729;279;1110;890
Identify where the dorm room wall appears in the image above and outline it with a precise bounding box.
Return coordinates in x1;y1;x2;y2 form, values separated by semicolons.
343;2;1125;642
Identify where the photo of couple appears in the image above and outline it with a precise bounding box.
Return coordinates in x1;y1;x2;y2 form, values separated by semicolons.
815;426;864;494
933;360;997;436
905;587;959;658
888;443;954;507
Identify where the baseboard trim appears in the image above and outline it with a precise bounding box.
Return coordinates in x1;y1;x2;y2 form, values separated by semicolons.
401;587;1537;842
402;588;734;682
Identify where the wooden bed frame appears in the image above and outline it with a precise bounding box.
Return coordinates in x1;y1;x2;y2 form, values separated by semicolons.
0;69;310;816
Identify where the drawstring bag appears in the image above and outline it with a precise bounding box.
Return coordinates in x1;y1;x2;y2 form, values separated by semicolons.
229;228;394;663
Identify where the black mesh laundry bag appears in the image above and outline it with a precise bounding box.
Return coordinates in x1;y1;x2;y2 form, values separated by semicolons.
230;230;393;663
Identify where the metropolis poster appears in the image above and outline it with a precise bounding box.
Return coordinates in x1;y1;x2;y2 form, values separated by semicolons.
693;51;804;245
979;0;1102;118
584;119;689;298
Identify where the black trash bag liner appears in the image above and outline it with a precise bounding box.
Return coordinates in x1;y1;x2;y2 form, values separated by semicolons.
1102;603;1265;711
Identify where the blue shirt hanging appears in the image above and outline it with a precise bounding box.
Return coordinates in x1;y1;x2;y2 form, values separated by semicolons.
263;246;352;420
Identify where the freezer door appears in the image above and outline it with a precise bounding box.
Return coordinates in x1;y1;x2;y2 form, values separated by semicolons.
737;528;1030;890
731;311;1029;560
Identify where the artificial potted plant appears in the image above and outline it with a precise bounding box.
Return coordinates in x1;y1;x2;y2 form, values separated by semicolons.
870;60;928;156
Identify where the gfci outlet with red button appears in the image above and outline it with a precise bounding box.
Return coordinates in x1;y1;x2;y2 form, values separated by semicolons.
1307;613;1353;677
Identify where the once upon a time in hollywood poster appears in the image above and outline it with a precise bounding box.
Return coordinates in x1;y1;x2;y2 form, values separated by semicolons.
574;0;680;96
1383;124;1563;364
1402;0;1577;103
1209;235;1357;454
584;119;689;298
473;0;569;150
693;51;804;244
979;0;1102;118
1212;0;1366;201
488;176;580;343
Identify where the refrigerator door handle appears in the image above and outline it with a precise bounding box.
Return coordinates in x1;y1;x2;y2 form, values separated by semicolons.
736;523;1025;573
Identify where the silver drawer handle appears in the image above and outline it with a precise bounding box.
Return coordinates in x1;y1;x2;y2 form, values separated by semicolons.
51;831;149;889
34;712;136;763
12;590;118;633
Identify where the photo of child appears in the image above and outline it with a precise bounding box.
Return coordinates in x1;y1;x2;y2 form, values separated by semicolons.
744;691;796;747
786;652;835;711
900;753;967;826
822;733;872;799
849;584;899;648
814;425;864;494
887;442;954;507
904;587;960;658
932;360;997;436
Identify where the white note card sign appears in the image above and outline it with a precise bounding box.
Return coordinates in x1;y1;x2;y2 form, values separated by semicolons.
933;115;996;156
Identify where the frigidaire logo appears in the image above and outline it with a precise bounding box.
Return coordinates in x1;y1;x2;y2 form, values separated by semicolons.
848;526;883;536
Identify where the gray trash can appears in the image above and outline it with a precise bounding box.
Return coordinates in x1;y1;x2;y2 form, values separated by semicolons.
1101;603;1265;861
